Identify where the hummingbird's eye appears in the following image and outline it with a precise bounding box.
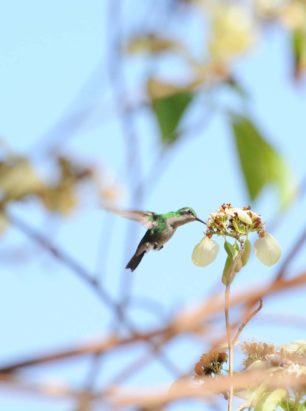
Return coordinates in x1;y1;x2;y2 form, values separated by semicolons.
181;208;194;216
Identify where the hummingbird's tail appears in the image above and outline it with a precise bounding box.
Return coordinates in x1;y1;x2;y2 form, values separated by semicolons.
126;251;146;271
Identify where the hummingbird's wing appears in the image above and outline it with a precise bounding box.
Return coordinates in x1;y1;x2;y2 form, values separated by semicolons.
103;206;157;229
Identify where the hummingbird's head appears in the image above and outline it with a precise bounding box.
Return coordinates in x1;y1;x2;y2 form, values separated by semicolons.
175;207;206;225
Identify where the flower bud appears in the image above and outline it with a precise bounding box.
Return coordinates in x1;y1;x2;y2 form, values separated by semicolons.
254;232;281;266
192;236;219;267
236;209;252;225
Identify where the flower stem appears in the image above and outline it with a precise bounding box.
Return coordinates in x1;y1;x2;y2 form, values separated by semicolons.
224;246;244;411
225;281;233;411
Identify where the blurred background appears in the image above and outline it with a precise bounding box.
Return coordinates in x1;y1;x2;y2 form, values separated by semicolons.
0;0;306;409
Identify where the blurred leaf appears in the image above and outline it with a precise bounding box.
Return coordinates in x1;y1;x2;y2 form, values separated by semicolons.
292;28;306;80
57;156;92;182
254;389;288;411
38;156;92;215
126;34;183;55
0;157;44;203
148;79;194;145
39;186;77;215
0;212;8;235
283;340;306;354
230;115;295;209
0;154;93;216
147;78;191;100
281;400;306;411
237;384;267;410
35;156;93;215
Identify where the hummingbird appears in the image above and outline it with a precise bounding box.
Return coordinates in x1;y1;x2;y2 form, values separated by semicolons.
105;206;205;271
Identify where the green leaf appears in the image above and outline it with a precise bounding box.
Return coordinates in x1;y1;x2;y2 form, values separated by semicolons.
230;115;295;209
148;79;194;145
239;384;267;409
241;239;251;267
281;400;306;411
296;402;306;411
222;241;241;285
292;29;306;79
255;389;288;411
222;255;233;285
224;240;239;259
152;92;193;145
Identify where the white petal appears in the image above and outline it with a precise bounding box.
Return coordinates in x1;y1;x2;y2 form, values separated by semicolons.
192;236;219;267
236;209;252;225
254;232;281;266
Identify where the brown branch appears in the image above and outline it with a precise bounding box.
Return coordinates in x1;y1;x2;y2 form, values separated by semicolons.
2;366;306;407
0;373;80;400
111;370;306;408
3;213;306;385
169;270;306;334
0;270;305;404
7;212;180;377
0;329;168;374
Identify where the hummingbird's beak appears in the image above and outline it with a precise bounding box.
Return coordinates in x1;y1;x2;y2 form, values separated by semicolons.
196;217;206;225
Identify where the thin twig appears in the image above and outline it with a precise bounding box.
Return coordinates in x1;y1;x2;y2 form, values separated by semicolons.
77;353;105;411
170;269;306;335
224;282;233;411
275;224;306;280
106;0;143;309
232;299;263;346
30;61;106;157
95;214;116;281
7;212;118;314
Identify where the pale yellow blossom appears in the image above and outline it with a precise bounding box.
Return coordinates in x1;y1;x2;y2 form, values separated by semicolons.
254;232;281;266
192;236;219;267
209;4;256;63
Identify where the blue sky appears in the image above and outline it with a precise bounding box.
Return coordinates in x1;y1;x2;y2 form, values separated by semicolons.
1;1;306;410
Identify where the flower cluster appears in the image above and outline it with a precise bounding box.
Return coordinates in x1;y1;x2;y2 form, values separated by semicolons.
239;340;306;409
241;340;306;375
194;350;228;378
192;203;281;268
